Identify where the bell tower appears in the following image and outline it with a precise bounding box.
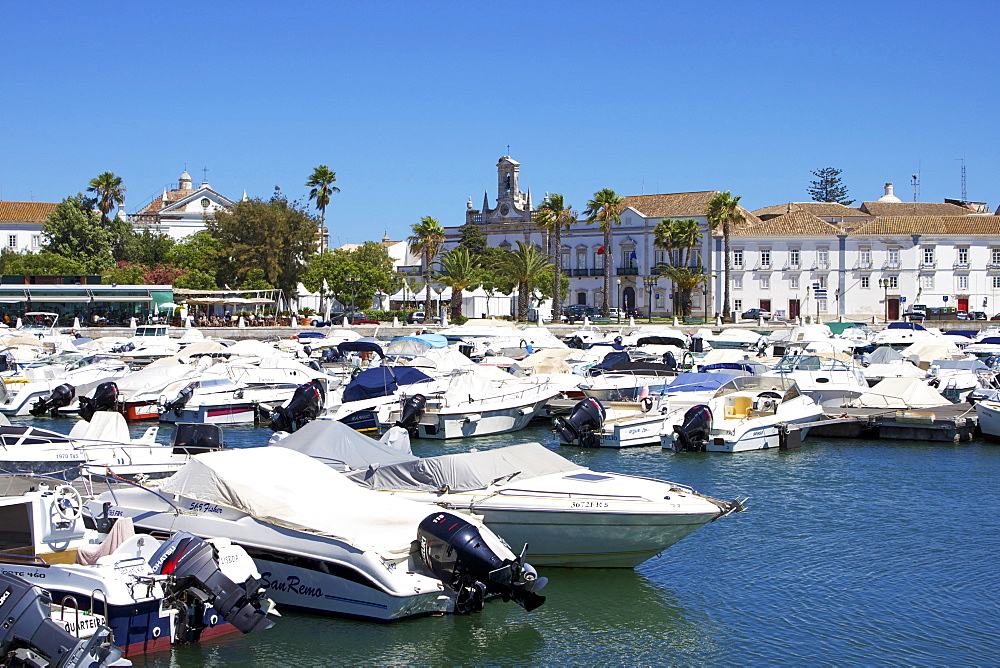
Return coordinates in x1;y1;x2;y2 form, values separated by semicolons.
494;156;530;220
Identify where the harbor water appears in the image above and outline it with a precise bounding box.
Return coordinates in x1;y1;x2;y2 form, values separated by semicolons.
28;417;999;665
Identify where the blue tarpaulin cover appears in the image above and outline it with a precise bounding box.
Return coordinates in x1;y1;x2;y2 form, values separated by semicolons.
341;366;433;403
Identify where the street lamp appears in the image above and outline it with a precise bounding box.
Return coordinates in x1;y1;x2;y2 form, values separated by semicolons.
643;275;657;323
879;278;890;322
346;274;360;312
616;278;622;324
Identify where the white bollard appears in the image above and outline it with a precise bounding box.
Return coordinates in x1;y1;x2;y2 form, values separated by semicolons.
392;316;400;328
342;316;349;327
629;316;635;327
15;317;22;328
443;314;449;327
185;315;193;328
716;315;722;326
673;316;679;326
129;317;137;329
584;316;590;326
72;317;81;330
758;316;764;327
238;316;246;328
537;313;543;327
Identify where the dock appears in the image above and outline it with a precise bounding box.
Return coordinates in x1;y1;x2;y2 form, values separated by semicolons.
802;403;979;443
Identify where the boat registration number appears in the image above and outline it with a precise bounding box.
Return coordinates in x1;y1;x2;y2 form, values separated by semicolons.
570;500;609;509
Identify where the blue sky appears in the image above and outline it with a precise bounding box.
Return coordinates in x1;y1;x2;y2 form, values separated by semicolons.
4;1;998;245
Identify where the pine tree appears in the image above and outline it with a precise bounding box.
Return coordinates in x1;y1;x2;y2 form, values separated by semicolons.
808;167;854;205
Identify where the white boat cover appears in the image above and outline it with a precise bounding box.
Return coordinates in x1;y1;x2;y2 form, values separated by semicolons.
866;347;905;364
68;411;132;443
863;363;925;381
158;447;437;559
901;340;960;365
348;442;581;493
855;377;949;408
274;419;417;469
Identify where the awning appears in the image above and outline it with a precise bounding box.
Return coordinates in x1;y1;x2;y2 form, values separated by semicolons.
27;296;92;303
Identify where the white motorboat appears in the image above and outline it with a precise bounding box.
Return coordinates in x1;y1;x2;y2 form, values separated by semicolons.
382;370;561;439
871;321;940;348
0;353;129;416
88;447;546;620
927;359;993;403
974;399;1000;441
660;375;824;453
0;412;223;480
0;481;274;659
271;420;744;568
696;327;767;351
760;351;867;408
554;372;741;448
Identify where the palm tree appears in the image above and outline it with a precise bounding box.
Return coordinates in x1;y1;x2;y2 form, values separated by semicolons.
534;193;576;323
653;218;678;310
305;165;340;223
87;172;126;223
434;247;480;320
661;264;712;318
507;240;553;321
584;188;625;316
705;192;746;322
671;218;702;268
407;216;445;324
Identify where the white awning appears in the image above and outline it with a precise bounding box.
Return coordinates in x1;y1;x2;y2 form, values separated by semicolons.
28;296;92;303
92;296;151;302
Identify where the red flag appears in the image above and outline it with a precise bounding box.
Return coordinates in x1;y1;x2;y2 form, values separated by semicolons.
596;246;606;255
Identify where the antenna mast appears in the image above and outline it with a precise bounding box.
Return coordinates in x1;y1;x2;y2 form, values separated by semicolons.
957;157;967;201
911;173;919;202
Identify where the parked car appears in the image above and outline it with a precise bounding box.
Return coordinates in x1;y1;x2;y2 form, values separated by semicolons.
331;310;372;324
956;310;970;320
741;308;772;321
902;309;926;321
562;305;600;323
406;311;441;324
971;311;988;320
991;313;1000;321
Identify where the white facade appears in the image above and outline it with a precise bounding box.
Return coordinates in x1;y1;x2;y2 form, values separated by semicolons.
130;170;236;240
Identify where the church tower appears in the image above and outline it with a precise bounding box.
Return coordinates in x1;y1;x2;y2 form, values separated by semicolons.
465;156;536;225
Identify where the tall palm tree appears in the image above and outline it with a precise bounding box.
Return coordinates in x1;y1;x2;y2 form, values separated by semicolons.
671;218;702;268
706;192;746;321
434;247;480;320
661;264;711;318
305;165;340;223
534;193;576;323
507;240;552;321
653;218;678;310
87;172;126;223
584;188;625;316
407;216;445;324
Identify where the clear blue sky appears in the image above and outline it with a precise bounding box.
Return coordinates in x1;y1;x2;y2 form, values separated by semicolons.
4;1;997;245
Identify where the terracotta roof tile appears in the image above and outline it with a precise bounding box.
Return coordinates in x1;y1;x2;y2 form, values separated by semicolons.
138;188;194;215
732;210;845;237
622;191;763;230
859;201;975;217
0;201;58;223
753;201;869;219
848;215;1000;236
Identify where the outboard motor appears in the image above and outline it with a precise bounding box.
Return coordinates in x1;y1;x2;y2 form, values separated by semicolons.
150;532;274;641
671;404;713;452
0;352;13;373
552;397;606;447
78;382;119;422
110;341;135;354
417;512;546;614
161;382;197;414
320;348;340;364
269;380;323;433
569;335;585;350
0;572;124;667
29;383;76;417
395;394;427;438
661;351;677;370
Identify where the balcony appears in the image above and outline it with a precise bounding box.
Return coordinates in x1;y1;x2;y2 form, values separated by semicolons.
988;262;1000;273
883;261;901;270
812;262;830;271
953;261;970;271
919;261;936;271
754;263;772;271
732;264;745;272
616;266;639;276
397;265;423;276
782;263;800;271
853;260;873;270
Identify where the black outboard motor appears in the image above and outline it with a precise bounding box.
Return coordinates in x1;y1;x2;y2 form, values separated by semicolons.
320;347;340;364
395;394;427;438
417;512;546;615
161;381;197;414
552;397;606;447
671;404;713;452
150;531;274;641
29;383;76;417
661;351;677;370
269;380;323;433
0;572;124;667
77;382;119;422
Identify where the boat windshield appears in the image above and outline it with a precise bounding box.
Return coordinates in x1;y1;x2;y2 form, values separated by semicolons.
713;375;800;402
774;353;853;372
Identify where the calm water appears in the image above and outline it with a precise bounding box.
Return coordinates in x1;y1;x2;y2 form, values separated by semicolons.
27;417;999;665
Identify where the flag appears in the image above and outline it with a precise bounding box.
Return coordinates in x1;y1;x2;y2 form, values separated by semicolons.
597;246;606;255
629;251;637;260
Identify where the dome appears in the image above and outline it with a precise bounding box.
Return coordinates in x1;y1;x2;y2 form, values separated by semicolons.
877;182;902;203
179;170;193;189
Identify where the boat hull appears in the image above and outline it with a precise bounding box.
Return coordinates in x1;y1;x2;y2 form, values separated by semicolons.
160;403;259;424
974;400;1000;442
411;398;551;439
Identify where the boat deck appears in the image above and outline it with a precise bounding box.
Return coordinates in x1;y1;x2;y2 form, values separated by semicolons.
804;403;978;443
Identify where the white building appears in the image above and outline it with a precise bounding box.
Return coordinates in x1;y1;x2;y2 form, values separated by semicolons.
130;170;237;240
445;159;1000;321
0;202;53;253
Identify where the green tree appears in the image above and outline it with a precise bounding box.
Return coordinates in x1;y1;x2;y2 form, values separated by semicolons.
0;248;85;275
507;240;553;321
305;165;340;223
102;262;146;285
584;188;625;316
207;194;320;298
706;191;746;321
534;193;576;323
87;172;125;223
456;222;487;256
174;269;217;290
660;264;711;318
434;247;480;320
125;229;176;266
407;216;445;324
476;247;513;317
239;267;273;290
303;243;398;314
654;218;702;314
807;167;854;205
42;193;114;273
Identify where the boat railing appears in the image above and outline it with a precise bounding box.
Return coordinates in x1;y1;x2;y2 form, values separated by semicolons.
57;595;82;637
438;380;554;408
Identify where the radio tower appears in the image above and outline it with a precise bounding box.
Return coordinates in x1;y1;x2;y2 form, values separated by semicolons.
911;173;919;202
958;157;967;202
